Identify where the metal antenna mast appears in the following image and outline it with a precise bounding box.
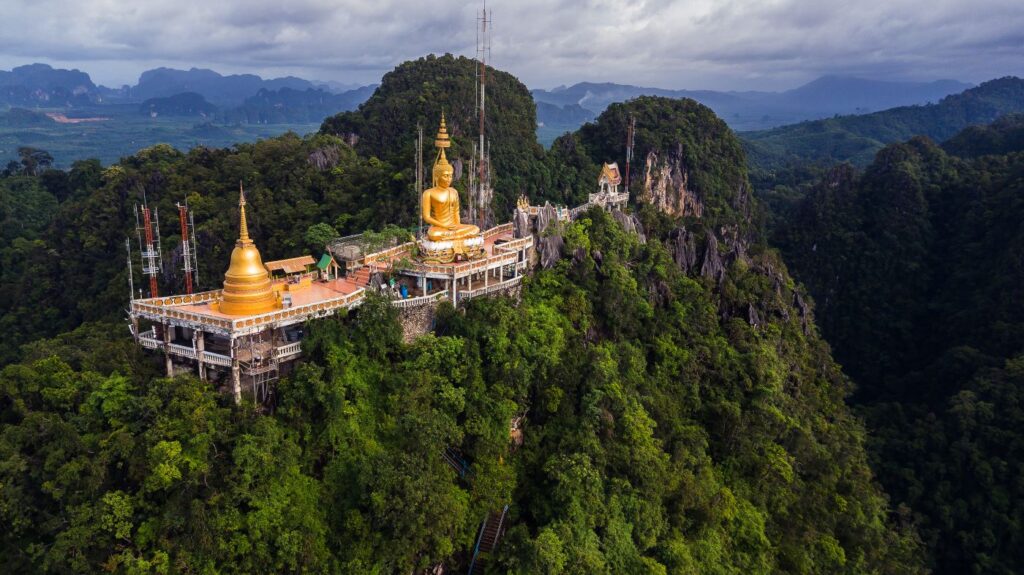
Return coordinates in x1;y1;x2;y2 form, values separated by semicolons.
126;238;135;302
476;1;492;227
135;201;162;298
416;123;423;239
625;114;636;191
177;201;198;294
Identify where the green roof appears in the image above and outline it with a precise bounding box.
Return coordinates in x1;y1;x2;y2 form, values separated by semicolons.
316;253;333;270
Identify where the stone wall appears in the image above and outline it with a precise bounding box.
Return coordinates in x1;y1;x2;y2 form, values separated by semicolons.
397;300;439;343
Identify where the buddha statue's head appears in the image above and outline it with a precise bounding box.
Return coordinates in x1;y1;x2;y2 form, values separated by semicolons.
431;113;454;188
433;149;454;188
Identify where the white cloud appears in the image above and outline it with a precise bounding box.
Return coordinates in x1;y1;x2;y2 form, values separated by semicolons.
0;0;1020;89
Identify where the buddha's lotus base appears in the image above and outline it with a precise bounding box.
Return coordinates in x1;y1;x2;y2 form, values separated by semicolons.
418;235;485;264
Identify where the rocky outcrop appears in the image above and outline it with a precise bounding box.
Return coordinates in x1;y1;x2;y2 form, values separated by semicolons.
700;233;725;282
642;145;704;218
307;145;342;170
794;291;813;335
513;207;531;239
612;210;646;244
536;203;565;269
670;227;698;273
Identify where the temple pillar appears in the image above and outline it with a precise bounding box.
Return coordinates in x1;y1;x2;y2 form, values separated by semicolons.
230;338;241;405
196;330;206;381
163;321;173;377
451;277;457;307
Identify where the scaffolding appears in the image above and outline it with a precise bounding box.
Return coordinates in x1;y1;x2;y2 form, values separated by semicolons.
239;332;280;406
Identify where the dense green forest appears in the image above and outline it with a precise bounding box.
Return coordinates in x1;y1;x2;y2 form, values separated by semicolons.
3;53;1022;573
0;205;923;572
774;114;1024;573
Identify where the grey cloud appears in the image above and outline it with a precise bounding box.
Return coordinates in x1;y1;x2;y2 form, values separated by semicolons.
0;0;1020;89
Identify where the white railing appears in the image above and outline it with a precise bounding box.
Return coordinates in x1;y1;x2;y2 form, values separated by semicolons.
132;287;366;334
391;290;449;309
202;351;233;367
483;223;514;239
276;342;302;358
169;343;196;360
227;287;365;331
460;275;524;302
362;242;415;266
138;329;161;349
493;236;533;253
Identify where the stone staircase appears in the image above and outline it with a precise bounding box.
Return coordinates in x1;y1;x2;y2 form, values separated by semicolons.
348;266;373;287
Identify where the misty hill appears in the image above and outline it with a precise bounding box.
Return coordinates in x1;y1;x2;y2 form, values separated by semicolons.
742;76;1024;168
226;85;376;124
131;67;320;106
941;113;1024;158
533;76;971;142
140;92;218;117
0;63;98;106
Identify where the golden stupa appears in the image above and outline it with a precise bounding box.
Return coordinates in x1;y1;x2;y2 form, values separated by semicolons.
218;185;279;316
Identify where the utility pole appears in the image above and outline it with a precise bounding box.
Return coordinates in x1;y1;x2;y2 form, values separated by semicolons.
625;114;636;191
416;123;423;239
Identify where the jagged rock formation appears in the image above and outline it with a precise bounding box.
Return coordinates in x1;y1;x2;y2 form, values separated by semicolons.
641;146;704;218
536;203;565;269
611;210;646;244
670;227;698;273
700;233;725;282
512;208;531;239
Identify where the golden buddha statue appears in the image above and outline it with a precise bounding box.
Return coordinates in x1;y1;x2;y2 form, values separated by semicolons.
422;114;480;242
218;185;280;316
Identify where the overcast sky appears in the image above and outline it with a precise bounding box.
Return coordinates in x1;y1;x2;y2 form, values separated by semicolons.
1;0;1022;91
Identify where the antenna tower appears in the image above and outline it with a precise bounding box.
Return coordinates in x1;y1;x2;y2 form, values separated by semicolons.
625;115;636;191
416;123;424;239
135;202;162;298
177;202;199;294
126;238;136;302
475;1;492;226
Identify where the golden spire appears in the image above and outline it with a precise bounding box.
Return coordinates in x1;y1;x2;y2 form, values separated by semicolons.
218;183;279;316
238;181;250;243
433;114;452;182
434;111;451;149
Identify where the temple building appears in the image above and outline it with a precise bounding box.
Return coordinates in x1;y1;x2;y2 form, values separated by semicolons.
590;162;629;211
129;187;366;404
128;117;640;405
129;118;534;405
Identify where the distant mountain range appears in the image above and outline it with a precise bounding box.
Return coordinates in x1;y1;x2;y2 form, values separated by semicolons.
533;76;973;141
742;76;1024;168
0;63;376;119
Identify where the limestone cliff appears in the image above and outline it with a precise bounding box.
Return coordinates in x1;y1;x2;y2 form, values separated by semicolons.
641;145;704;218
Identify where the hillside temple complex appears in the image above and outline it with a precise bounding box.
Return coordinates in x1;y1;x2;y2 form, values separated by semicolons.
128;117;629;404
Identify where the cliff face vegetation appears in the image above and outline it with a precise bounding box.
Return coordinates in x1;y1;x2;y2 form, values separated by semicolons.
775;117;1024;573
